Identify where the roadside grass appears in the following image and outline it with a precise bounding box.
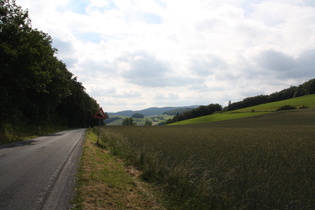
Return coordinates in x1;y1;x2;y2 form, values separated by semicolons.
0;124;69;146
72;128;165;209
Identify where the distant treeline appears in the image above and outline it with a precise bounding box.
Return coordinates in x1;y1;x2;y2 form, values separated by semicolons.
163;107;195;115
0;0;100;129
227;78;315;111
167;104;222;124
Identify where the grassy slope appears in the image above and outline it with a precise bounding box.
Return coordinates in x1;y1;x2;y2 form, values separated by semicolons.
232;94;315;112
170;94;315;125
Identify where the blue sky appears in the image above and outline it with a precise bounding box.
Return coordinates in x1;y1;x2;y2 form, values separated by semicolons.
17;0;315;112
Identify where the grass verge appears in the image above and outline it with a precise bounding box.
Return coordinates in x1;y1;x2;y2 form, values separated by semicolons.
72;128;165;209
0;124;69;146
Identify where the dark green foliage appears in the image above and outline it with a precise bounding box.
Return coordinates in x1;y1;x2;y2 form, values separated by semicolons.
167;103;222;124
163;108;195;115
132;113;144;118
276;105;296;111
122;118;136;126
0;0;100;134
299;105;308;109
144;119;152;126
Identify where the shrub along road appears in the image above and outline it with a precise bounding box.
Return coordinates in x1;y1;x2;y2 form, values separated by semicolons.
0;129;85;209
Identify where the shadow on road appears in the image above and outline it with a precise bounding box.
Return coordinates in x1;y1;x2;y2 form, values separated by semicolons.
0;140;37;150
43;133;64;137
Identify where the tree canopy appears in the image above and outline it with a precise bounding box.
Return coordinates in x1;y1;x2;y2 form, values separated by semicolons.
132;113;144;118
0;0;100;130
122;118;136;126
167;104;222;124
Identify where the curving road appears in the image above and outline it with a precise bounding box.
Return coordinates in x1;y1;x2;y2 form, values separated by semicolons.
0;129;85;210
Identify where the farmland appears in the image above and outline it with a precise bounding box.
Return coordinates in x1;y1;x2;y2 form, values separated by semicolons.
99;108;315;209
169;111;269;125
105;114;172;126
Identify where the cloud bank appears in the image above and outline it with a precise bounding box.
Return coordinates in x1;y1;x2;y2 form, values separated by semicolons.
17;0;315;111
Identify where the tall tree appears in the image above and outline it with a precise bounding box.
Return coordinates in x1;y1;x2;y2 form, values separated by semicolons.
1;0;100;130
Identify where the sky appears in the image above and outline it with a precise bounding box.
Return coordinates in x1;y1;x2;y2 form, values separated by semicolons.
16;0;315;112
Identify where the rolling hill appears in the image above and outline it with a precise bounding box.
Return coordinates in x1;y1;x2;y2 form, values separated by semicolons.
108;105;199;117
169;94;315;125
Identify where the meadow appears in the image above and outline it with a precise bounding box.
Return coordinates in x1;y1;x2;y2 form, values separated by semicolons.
99;109;315;209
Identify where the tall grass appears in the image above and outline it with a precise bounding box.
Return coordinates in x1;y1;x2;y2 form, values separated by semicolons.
99;109;315;209
0;123;69;145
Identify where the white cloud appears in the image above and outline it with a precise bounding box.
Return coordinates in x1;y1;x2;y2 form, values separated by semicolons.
16;0;315;112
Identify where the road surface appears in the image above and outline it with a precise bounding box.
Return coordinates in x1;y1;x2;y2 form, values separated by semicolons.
0;129;86;209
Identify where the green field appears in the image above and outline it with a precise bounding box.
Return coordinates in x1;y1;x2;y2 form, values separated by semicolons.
170;94;315;125
100;108;315;209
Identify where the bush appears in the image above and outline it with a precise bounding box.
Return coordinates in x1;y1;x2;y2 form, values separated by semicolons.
122;118;136;126
276;105;296;111
299;105;308;109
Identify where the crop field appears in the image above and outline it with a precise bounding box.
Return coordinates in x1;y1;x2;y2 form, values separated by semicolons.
99;109;315;209
106;114;172;126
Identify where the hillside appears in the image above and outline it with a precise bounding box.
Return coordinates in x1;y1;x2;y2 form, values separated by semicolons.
109;105;199;117
169;94;315;125
231;94;315;112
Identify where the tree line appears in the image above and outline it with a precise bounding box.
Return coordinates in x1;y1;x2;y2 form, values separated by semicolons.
167;104;222;124
0;0;100;130
227;78;315;111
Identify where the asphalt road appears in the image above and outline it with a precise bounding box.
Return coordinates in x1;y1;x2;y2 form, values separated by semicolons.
0;129;86;210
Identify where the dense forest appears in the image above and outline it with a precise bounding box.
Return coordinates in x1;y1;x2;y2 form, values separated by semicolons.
0;0;100;132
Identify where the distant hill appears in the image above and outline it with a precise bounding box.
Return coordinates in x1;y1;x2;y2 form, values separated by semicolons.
163;107;196;115
109;105;199;117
